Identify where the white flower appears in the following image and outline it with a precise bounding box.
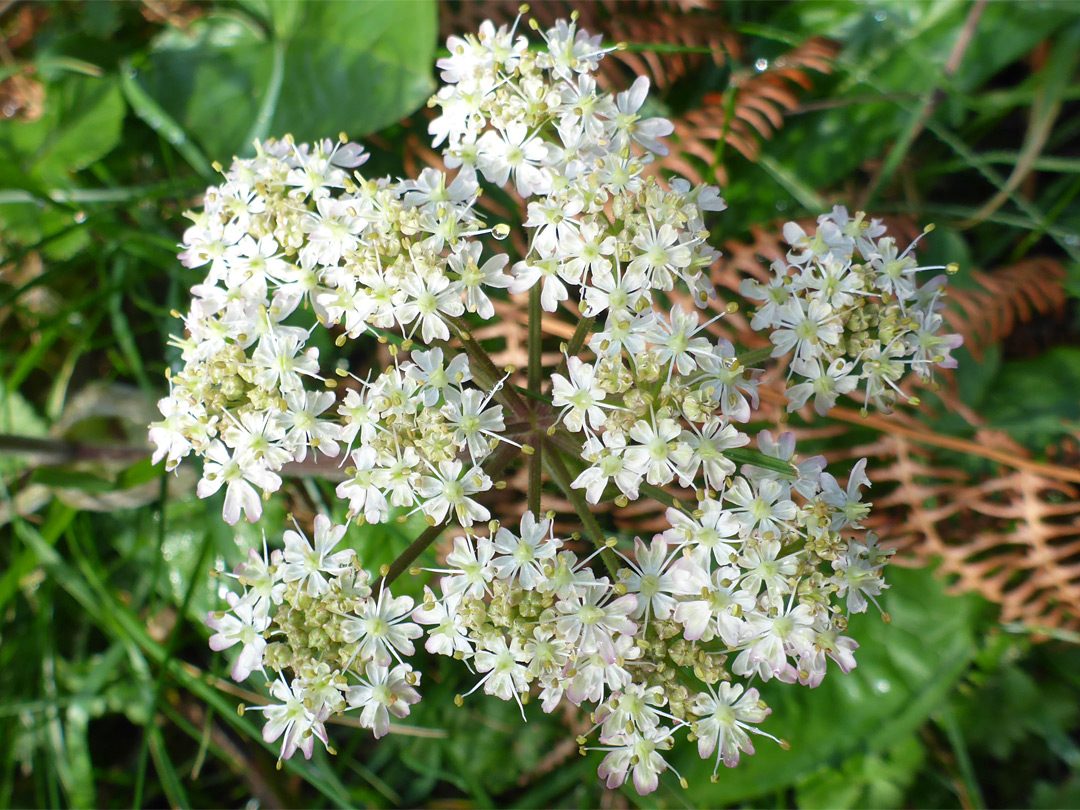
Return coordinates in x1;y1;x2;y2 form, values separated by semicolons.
435;534;495;602
280;514;354;597
207;590;270;681
609;76;674;155
555;588;637;664
509;256;568;312
737;538;800;603
618;536;678;623
679;418;748;491
625;417;686;486
670;549;752;644
551;357;609;433
150;395;199;469
346;662;421;738
476;122;552;197
690;683;772;772
442;386;505;463
337;446;390;525
196;440;281;525
768;297;840;363
412;586;474;656
491;511;559;589
280;390;340;461
449;243;511;319
786;357;858;416
572;432;644;503
417;460;492;528
251;334;321;394
595;726;675;795
724;477;797;540
398;272;464;344
471;635;529;705
258;678;328;761
341;588;421;667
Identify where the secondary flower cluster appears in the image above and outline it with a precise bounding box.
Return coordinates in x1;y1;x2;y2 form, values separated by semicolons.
742;208;963;415
152;11;957;797
414;452;889;793
150;132;518;526
209;515;424;753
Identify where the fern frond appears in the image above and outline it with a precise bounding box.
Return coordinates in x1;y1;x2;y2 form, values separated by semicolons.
664;37;838;183
945;258;1068;361
855;434;1080;634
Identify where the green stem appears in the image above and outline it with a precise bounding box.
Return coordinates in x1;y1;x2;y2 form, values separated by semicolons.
734;344;775;368
639;482;692;515
527;285;543;396
511;385;554;406
444;316;528;418
551;315;597;385
726;448;796;477
376;442;518;589
527;285;543;517
566;315;596;357
376;521;448;591
541;439;619;579
528;445;542;517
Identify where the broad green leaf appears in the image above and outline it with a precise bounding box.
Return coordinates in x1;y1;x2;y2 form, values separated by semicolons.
795;734;925;810
0;74;125;185
30;467;117;494
0;384;49;476
130;14;271;162
269;0;437;142
981;346;1080;449
135;2;436;161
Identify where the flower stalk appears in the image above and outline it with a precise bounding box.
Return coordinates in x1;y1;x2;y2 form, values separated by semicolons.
527;283;544;516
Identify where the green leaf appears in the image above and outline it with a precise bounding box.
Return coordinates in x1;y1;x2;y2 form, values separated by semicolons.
0;74;125;185
0;384;48;476
270;0;437;141
980;346;1080;448
130;14;272;163
30;467;116;494
135;2;436;160
795;734;925;810
727;447;797;476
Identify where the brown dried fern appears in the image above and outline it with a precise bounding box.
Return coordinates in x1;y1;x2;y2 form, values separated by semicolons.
850;433;1080;634
944;257;1069;361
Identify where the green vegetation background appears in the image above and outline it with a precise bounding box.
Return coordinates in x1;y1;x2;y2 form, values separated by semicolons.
2;1;1079;808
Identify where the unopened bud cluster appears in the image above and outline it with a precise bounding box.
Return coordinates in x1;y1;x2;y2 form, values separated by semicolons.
152;11;956;796
209;516;422;754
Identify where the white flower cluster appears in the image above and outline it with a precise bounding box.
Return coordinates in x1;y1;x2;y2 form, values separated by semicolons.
432;14;719;314
208;515;424;754
151;10;957;797
414;456;890;793
742;209;963;415
149;133;518;526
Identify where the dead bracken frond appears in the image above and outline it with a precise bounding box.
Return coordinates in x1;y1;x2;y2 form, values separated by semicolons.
664;37;838;184
945;257;1069;361
855;434;1080;634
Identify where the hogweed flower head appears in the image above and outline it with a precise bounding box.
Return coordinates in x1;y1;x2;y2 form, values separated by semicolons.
152;11;959;795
